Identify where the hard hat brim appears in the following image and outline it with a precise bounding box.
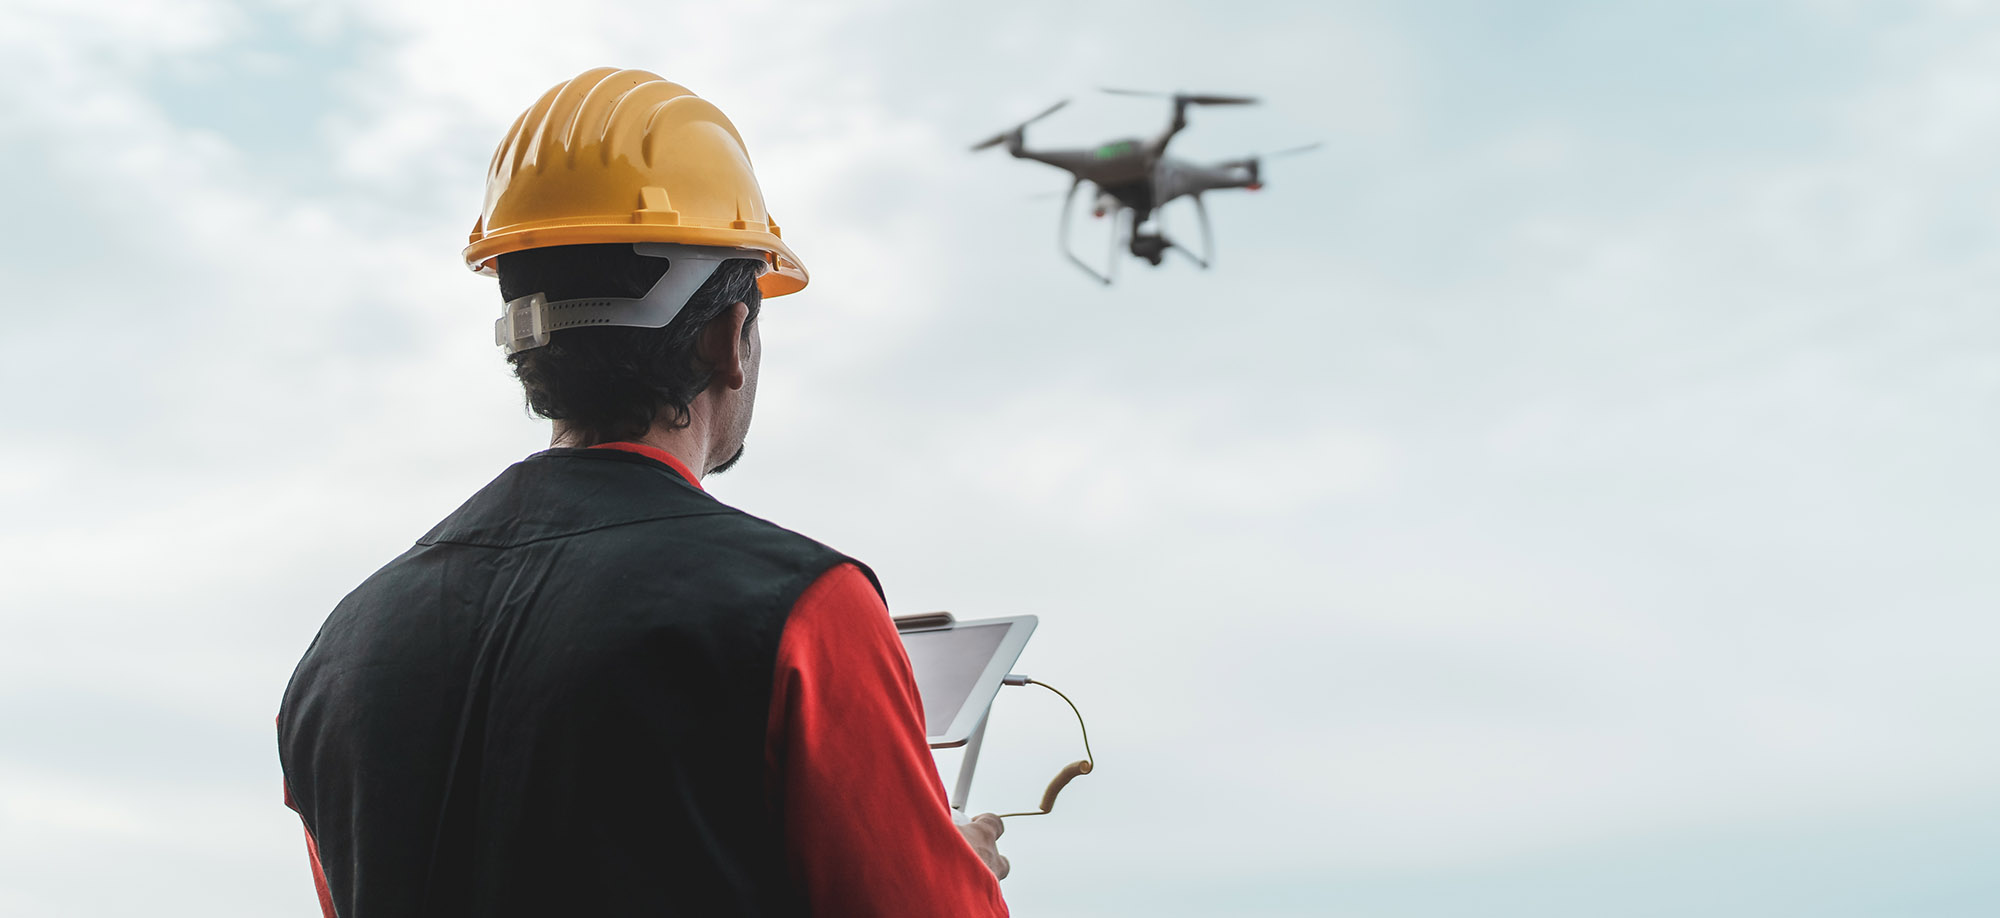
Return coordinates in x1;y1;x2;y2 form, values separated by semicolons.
465;223;807;298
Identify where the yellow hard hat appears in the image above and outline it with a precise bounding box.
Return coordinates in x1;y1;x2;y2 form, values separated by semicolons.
463;67;806;298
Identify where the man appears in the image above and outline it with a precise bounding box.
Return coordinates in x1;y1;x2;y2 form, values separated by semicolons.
277;67;1011;917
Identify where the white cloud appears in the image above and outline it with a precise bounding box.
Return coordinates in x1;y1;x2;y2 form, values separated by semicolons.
934;388;1394;525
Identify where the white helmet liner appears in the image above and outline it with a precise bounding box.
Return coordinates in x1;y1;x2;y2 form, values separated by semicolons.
496;243;769;355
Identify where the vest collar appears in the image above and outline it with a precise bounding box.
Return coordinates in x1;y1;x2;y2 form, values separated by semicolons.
587;442;704;490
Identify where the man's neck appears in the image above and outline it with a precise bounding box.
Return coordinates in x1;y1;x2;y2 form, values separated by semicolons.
552;417;718;481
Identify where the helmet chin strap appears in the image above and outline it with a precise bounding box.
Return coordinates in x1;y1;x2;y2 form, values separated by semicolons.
496;243;769;355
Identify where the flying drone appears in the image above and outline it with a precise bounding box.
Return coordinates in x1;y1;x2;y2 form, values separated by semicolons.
972;88;1319;284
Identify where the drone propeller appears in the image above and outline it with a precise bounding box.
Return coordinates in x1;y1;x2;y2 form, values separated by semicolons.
970;99;1071;151
1100;88;1259;106
1260;142;1323;159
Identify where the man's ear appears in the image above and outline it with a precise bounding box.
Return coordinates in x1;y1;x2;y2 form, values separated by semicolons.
698;302;751;391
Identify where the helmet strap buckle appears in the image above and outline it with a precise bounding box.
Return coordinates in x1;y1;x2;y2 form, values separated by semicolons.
496;292;551;355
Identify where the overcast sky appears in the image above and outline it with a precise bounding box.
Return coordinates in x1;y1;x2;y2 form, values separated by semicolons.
3;0;1998;915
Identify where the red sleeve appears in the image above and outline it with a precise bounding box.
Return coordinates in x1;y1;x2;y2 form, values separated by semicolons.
282;775;336;918
766;564;1009;917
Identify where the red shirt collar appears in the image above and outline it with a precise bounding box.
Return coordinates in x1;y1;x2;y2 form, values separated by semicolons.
587;442;703;490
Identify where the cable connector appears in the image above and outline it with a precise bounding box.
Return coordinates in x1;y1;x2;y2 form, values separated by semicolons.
1001;674;1032;686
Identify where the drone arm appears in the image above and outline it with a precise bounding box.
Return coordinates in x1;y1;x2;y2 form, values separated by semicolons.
1150;97;1192;156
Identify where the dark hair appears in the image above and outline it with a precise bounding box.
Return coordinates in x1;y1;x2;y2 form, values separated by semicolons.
497;243;764;445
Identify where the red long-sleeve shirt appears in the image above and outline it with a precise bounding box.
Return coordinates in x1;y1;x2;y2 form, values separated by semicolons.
769;562;1009;914
284;443;1005;916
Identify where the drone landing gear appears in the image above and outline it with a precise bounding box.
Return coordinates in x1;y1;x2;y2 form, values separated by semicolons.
1057;178;1116;285
1155;193;1215;270
1057;186;1217;283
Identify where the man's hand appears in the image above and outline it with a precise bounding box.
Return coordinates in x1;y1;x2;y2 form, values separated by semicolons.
956;813;1010;880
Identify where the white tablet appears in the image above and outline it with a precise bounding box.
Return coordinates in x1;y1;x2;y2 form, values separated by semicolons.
893;612;1037;748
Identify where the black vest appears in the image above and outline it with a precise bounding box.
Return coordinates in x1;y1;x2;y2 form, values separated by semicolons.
278;448;872;917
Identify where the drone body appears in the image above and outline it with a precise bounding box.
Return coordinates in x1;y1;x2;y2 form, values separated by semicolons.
973;90;1316;284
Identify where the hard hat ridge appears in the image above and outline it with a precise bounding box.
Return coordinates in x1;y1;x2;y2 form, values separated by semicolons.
465;67;805;298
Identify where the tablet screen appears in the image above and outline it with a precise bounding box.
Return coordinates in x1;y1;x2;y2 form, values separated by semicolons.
900;623;1010;736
